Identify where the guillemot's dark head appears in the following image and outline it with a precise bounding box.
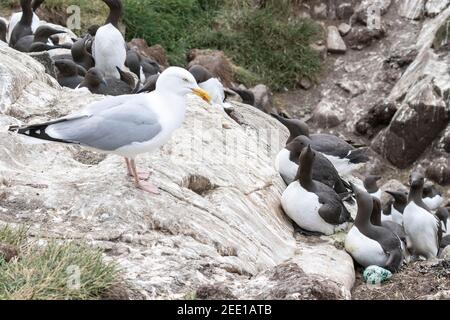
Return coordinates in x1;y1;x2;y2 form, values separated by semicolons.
385;190;408;205
271;114;310;144
85;68;107;87
116;66;135;88
189;65;213;84
34;25;66;43
363;175;382;193
32;0;45;12
286;135;312;156
55;59;78;76
409;172;425;189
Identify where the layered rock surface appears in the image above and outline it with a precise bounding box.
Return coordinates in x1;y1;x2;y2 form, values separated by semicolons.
0;42;355;299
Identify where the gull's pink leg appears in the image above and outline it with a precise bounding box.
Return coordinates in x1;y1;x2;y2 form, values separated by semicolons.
125;157;150;180
130;159;160;195
125;158;133;176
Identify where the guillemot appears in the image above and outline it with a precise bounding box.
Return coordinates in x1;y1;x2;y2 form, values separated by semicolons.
281;145;352;235
92;0;126;79
403;172;441;259
272;113;369;176
275;135;351;195
345;185;403;272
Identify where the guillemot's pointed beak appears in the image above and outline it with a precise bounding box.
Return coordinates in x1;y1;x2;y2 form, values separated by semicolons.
191;87;211;104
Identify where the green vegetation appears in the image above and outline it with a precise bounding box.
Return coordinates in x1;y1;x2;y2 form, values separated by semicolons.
1;0;323;90
123;0;323;90
0;225;121;300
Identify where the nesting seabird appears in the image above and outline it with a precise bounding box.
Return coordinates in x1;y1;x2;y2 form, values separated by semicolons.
382;190;408;225
7;0;42;44
71;35;95;71
8;67;212;194
80;67;136;96
363;175;382;200
345;184;403;272
78;68;108;94
13;25;65;52
281;145;352;235
141;57;160;79
403;172;442;259
275;135;351;195
272;113;369;175
93;0;126;79
54;59;86;89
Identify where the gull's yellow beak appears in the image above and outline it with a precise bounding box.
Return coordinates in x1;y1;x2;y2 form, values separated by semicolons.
191;87;212;104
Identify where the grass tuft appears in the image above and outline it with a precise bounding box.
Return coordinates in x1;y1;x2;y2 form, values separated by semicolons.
0;226;122;300
0;225;28;247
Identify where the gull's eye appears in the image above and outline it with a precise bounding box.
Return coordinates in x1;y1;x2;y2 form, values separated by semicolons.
182;78;189;83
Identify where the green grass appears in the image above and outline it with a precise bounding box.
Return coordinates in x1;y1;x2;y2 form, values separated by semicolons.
0;225;28;247
0;225;122;300
123;0;221;66
123;0;323;90
191;9;322;90
1;0;323;90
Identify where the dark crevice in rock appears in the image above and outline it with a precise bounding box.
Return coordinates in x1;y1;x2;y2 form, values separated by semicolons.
71;149;107;165
181;174;216;196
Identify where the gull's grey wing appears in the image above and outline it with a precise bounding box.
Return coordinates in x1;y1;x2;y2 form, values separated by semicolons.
76;94;134;116
47;101;162;151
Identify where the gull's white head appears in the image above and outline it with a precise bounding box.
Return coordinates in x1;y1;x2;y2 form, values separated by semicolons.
156;66;211;103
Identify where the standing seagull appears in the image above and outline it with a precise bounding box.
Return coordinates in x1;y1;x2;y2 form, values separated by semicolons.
93;0;126;79
403;172;441;259
8;67;211;194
